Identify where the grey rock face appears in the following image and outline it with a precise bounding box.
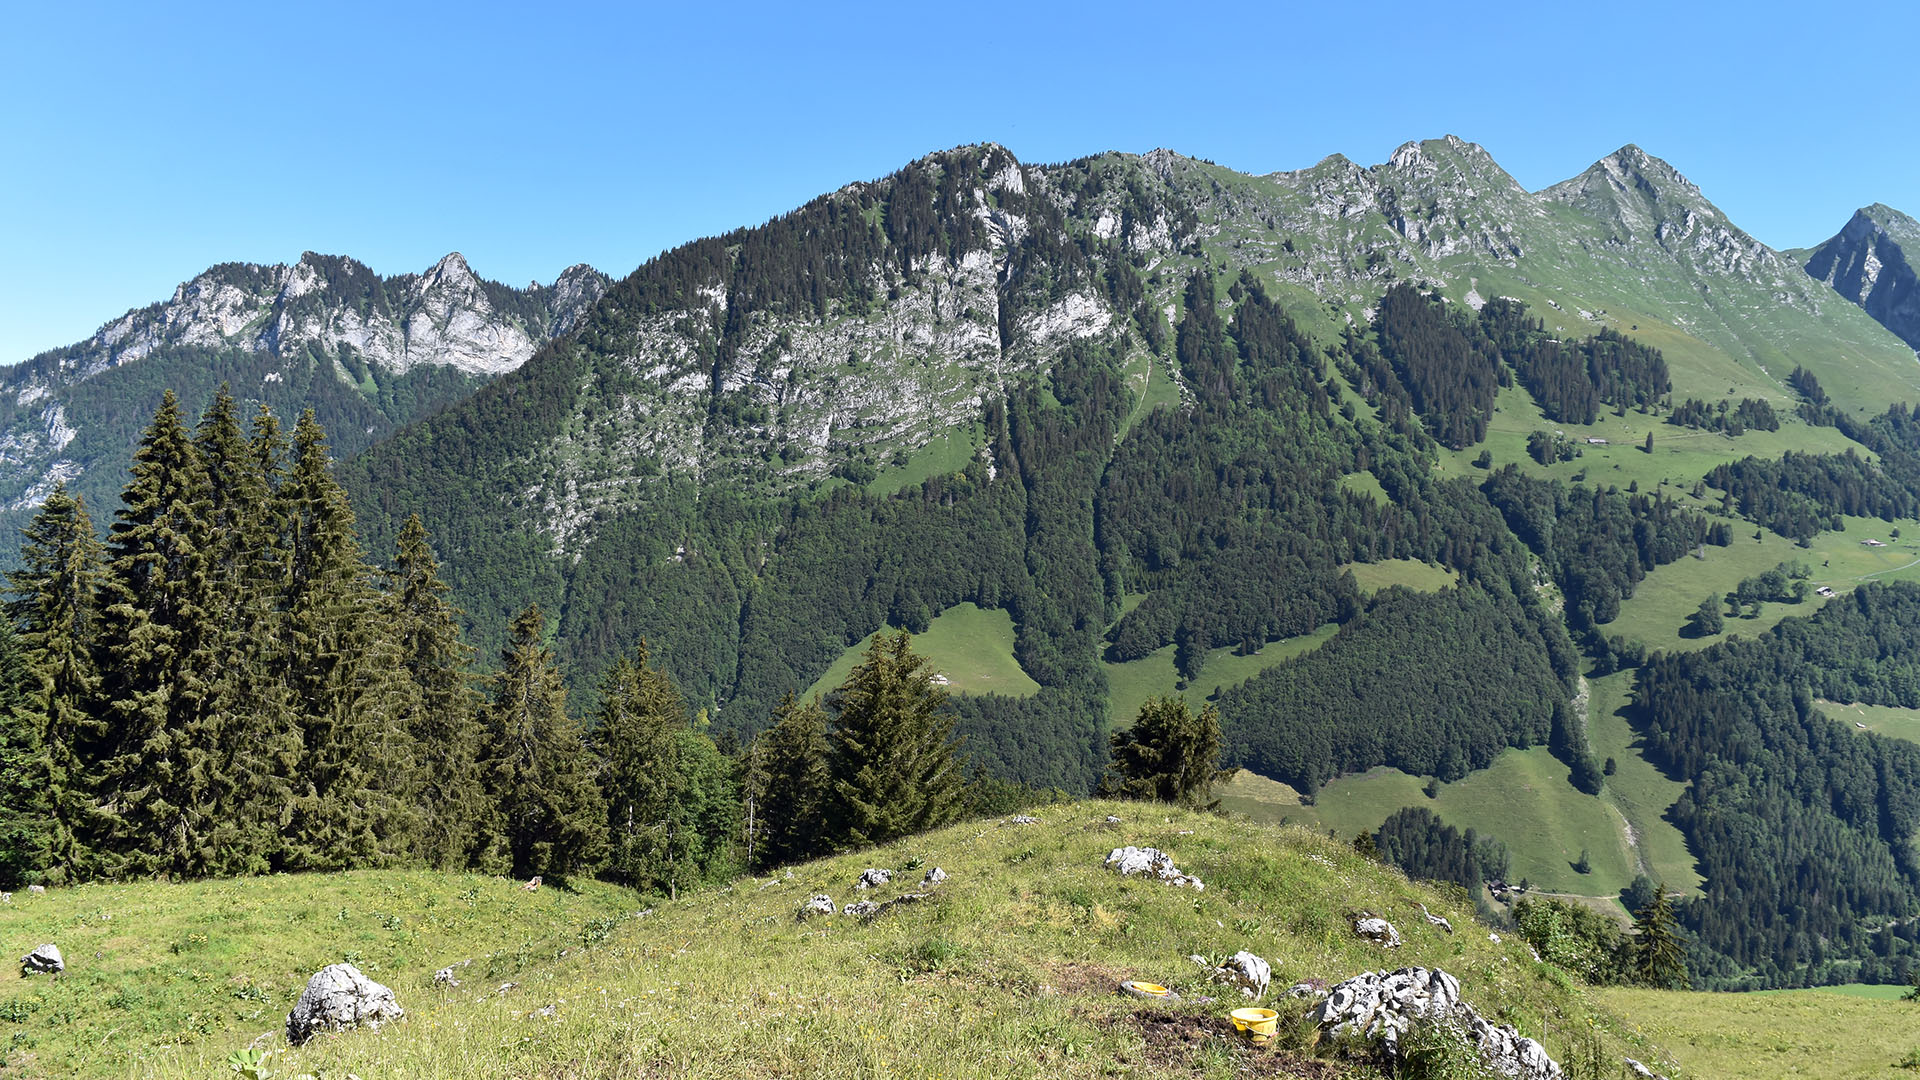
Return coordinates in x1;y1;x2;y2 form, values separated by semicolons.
1354;916;1403;948
854;868;892;890
1314;967;1562;1080
1104;846;1205;890
285;963;403;1045
1804;205;1920;352
1212;951;1272;999
19;943;62;976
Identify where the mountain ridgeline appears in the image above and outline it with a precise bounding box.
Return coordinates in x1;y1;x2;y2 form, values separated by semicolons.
0;252;609;560
14;140;1920;992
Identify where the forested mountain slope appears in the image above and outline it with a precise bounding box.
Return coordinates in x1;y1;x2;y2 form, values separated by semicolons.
0;252;608;551
22;137;1920;990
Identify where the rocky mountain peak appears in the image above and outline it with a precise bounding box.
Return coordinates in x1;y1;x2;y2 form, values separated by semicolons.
1804;201;1920;351
420;251;479;290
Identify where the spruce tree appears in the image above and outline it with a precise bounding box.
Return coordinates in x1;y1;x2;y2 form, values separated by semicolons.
193;388;301;870
826;630;964;848
484;605;606;878
1101;695;1228;808
382;514;486;869
744;692;832;869
1630;884;1689;989
5;484;106;880
593;641;687;890
94;389;228;877
0;621;52;888
280;409;421;869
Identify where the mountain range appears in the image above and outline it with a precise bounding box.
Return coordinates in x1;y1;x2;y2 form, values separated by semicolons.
14;137;1920;989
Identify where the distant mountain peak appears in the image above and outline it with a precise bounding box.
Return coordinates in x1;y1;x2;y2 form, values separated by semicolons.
1804;201;1920;352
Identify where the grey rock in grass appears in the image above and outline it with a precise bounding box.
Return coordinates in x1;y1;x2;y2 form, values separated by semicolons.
922;866;947;885
798;894;836;920
854;867;892;890
432;959;470;988
1212;950;1272;999
1419;903;1454;934
1353;916;1403;948
1314;966;1562;1080
1103;846;1204;890
841;900;881;918
1623;1058;1669;1080
26;885;44;895
1008;814;1040;825
19;943;62;976
285;963;403;1045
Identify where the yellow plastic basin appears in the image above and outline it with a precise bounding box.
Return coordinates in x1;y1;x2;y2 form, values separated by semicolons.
1230;1007;1279;1041
1121;980;1173;998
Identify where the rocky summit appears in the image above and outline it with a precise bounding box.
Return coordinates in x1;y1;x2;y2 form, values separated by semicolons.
1802;203;1920;353
0;252;607;555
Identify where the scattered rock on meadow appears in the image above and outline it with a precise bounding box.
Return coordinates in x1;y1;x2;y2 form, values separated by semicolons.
854;868;892;890
1313;966;1562;1080
1104;815;1122;824
1623;1058;1669;1080
1008;815;1040;826
432;960;471;988
798;894;836;920
1353;916;1403;948
26;885;44;895
1103;846;1204;890
19;944;62;976
1419;904;1453;934
922;866;947;885
1284;979;1328;1002
285;963;403;1045
1212;951;1272;999
841;900;881;918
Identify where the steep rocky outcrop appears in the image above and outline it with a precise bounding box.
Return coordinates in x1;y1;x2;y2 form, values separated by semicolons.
1803;204;1920;352
0;253;607;553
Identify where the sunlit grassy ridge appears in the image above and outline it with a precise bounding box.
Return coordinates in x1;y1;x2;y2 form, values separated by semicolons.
0;802;1667;1079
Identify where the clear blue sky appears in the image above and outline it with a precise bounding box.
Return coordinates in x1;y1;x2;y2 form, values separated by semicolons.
5;0;1915;363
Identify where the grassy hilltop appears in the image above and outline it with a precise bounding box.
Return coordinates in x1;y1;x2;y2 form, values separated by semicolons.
1;802;1666;1080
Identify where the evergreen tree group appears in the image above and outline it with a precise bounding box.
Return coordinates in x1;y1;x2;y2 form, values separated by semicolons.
0;395;1005;890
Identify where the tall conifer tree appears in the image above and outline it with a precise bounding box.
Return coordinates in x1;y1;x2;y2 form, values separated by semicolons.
484;604;605;878
0;621;52;888
744;691;832;869
827;630;964;848
594;641;687;889
194;387;301;869
382;514;486;869
6;484;106;880
94;389;228;877
281;409;421;868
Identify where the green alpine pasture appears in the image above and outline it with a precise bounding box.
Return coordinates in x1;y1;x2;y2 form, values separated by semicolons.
1593;983;1920;1079
803;604;1040;703
0;803;1665;1080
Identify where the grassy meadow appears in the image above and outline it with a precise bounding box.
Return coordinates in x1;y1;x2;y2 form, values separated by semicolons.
0;803;1663;1079
1593;984;1920;1079
803;603;1040;702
